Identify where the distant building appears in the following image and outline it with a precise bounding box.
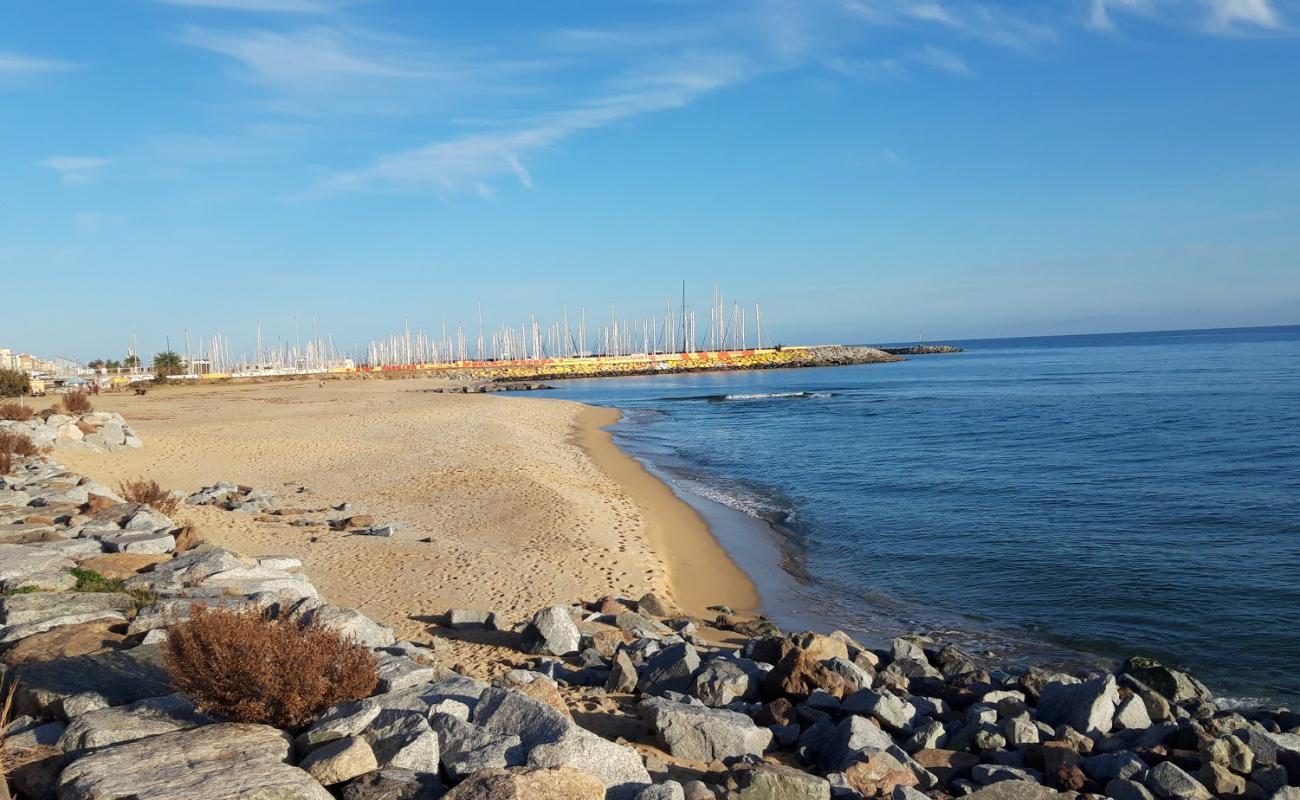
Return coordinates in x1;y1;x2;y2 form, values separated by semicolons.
0;348;58;375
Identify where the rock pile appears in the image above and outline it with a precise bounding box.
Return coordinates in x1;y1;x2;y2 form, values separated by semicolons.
184;482;401;536
0;411;142;453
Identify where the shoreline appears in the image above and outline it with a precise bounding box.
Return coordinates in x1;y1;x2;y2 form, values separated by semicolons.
569;404;759;616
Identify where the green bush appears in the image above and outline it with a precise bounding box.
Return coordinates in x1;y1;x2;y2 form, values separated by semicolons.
0;368;28;398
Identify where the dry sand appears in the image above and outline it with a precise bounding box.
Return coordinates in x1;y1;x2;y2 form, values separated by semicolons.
54;379;758;650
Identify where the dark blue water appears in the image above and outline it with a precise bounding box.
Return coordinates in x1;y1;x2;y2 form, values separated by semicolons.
544;326;1300;703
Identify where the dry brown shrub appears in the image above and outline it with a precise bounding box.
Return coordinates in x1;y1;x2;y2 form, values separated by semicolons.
117;478;180;516
1;680;16;782
0;402;33;422
163;605;378;730
60;391;93;414
0;431;39;476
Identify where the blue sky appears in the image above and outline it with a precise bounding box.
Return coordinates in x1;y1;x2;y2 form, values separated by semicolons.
2;0;1298;360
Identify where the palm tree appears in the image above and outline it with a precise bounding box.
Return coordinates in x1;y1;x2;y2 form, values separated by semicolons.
153;351;184;378
123;354;140;369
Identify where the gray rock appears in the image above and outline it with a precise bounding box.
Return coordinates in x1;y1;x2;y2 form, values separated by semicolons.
641;697;773;761
961;781;1075;800
692;658;760;707
637;782;686;800
377;655;438;693
365;710;440;772
1145;760;1212;800
300;604;395;647
430;712;521;779
520;606;581;656
972;764;1040;785
822;715;895;771
1108;778;1158;800
12;644;171;718
56;722;333;799
2;720;65;750
58;693;209;751
1114;694;1153;730
473;686;651;798
301;736;380;786
0;542;75;584
0;591;134;627
1122;657;1213;704
723;764;831;799
841;688;915;733
1083;751;1148;782
607;648;639;694
447;609;499;630
101;530;176;554
641;642;702;697
1036;674;1119;736
340;769;445;800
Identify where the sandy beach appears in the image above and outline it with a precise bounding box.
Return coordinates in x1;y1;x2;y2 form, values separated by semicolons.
52;378;757;652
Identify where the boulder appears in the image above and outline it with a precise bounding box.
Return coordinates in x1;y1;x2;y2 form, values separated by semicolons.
843;749;919;796
636;782;686;800
1114;694;1154;730
912;749;981;782
1122;657;1212;704
431;712;521;780
637;592;675;617
641;697;773;761
58;693;209;751
0;620;126;666
606;649;639;694
301;604;396;648
56;722;333;799
765;647;854;701
520;606;581;656
822;715;896;772
961;781;1076;800
841;688;915;733
442;767;606;799
447;609;500;631
473;687;651;797
1108;779;1158;800
1036;675;1119;736
302;736;381;786
641;643;702;697
340;768;445;800
1082;750;1147;782
11;643;171;718
101;530;176;554
0;542;75;584
75;553;167;578
693;658;760;707
377;655;439;693
1145;761;1213;800
365;710;440;771
721;764;831;800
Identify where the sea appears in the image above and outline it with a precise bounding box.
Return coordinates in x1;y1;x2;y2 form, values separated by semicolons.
542;325;1300;704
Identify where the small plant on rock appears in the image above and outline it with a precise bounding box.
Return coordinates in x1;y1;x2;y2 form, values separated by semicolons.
163;605;378;731
0;402;33;422
60;391;93;414
117;478;180;516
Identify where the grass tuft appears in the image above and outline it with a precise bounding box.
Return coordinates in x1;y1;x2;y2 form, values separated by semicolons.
117;478;180;516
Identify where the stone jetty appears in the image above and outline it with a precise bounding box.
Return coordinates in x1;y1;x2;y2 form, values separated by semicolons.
0;411;142;454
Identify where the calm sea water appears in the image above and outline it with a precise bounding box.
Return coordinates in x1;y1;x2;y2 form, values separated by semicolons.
544;326;1300;702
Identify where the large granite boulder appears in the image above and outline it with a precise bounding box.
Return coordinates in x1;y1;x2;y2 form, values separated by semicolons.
58;693;210;752
520;606;581;656
442;767;605;799
721;764;831;799
1036;675;1119;736
640;697;773;761
12;644;171;718
56;722;333;799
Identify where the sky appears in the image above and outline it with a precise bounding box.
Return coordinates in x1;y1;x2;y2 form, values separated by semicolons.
2;0;1299;361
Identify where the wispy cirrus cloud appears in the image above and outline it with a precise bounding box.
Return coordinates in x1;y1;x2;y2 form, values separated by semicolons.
1088;0;1286;33
316;52;750;199
841;0;1058;49
158;0;336;12
912;43;973;74
38;156;112;184
0;50;78;76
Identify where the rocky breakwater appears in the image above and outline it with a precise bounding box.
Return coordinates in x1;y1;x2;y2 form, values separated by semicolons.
184;481;403;537
0;411;142;454
425;594;1300;800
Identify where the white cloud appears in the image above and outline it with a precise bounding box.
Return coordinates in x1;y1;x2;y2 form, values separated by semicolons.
39;157;113;184
841;1;1057;49
1089;0;1284;33
317;53;750;198
158;0;334;11
0;50;78;75
911;44;973;74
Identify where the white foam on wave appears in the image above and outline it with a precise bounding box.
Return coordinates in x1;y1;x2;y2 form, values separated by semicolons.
722;391;833;401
